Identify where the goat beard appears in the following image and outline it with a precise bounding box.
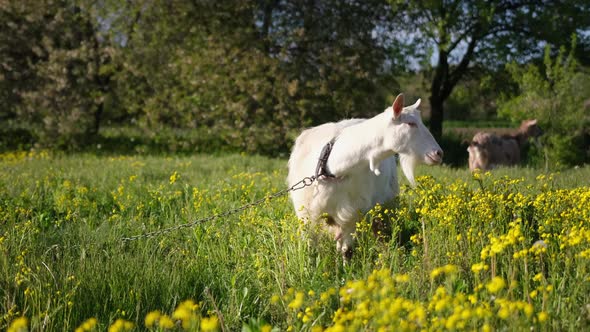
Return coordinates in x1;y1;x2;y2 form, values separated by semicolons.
399;154;419;188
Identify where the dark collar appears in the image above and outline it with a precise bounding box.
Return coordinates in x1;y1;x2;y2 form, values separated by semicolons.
315;137;338;180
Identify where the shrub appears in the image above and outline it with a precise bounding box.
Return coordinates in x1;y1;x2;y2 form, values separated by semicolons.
498;35;590;168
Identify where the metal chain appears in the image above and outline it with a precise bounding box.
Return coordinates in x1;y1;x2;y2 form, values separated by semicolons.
121;175;316;242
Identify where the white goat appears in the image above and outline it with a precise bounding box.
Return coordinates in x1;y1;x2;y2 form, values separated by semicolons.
287;94;443;260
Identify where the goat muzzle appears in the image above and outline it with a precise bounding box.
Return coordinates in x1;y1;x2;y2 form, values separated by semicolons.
426;149;444;165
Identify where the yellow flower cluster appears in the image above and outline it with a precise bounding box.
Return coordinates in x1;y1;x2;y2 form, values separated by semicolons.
7;300;217;332
480;220;526;259
108;319;134;332
430;264;458;280
7;316;28;332
2;153;588;331
75;318;98;332
275;172;589;330
280;266;553;331
0;150;50;163
144;300;219;331
169;171;180;184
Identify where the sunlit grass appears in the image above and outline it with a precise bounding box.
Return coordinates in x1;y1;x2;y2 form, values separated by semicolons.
1;151;589;331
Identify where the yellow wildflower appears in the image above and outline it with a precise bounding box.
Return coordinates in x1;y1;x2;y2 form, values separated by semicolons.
431;264;458;279
76;317;98;332
108;319;134;332
288;292;305;310
8;316;28;332
200;316;219;331
486;276;506;293
145;311;161;329
498;307;510;319
471;262;488;273
394;274;410;283
172;305;192;321
169;171;179;184
172;300;199;328
158;315;175;329
537;311;549;323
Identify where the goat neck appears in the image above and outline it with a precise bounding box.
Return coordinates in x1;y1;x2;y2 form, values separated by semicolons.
506;127;531;147
324;112;392;178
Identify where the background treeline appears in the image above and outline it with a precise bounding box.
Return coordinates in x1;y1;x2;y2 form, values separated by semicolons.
1;0;589;167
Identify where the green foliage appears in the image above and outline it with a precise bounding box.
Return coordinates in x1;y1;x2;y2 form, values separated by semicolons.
108;0;396;156
444;68;516;121
1;153;589;331
387;0;590;139
2;0;590;158
0;0;111;149
498;36;590;168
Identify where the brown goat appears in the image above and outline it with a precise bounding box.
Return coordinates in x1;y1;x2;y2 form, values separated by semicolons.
468;119;543;171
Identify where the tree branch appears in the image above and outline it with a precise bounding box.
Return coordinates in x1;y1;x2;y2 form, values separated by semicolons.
442;35;477;99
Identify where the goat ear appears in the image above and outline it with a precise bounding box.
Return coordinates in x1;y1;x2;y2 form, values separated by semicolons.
392;93;404;119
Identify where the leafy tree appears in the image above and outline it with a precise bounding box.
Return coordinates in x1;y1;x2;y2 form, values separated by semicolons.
108;0;397;155
498;36;590;168
0;0;111;149
388;0;590;139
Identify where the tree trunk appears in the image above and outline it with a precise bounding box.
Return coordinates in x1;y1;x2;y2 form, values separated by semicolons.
429;94;444;140
429;48;448;141
427;26;477;141
261;0;277;54
93;102;103;135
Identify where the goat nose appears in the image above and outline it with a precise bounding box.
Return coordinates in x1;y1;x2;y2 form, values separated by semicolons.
435;149;444;159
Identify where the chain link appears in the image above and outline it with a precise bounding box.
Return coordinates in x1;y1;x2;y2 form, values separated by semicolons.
121;175;316;242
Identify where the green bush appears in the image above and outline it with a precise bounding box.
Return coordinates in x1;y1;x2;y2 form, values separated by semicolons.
498;36;590;168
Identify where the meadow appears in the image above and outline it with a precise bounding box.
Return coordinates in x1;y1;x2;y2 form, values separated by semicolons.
1;151;589;331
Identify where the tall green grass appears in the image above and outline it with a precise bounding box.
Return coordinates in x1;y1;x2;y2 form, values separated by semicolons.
1;151;589;331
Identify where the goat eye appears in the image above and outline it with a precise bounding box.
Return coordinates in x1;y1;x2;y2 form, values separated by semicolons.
407;122;417;128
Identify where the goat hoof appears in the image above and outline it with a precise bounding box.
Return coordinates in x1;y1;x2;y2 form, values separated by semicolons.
342;246;354;261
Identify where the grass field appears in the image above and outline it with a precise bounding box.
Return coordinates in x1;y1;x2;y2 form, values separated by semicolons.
1;151;589;331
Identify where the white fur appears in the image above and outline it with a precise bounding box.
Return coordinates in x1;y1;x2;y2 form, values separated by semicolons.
287;94;443;259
